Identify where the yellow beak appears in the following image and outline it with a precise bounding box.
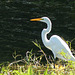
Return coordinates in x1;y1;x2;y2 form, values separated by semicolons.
30;18;41;21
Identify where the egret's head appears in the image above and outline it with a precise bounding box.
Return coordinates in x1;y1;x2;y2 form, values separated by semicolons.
30;17;50;24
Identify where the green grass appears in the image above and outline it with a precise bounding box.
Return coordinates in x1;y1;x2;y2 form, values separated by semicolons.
0;41;75;75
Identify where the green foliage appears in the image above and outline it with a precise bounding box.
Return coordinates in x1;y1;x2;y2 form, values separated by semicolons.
28;65;33;75
66;41;72;50
0;56;75;75
0;40;75;75
44;66;49;75
32;41;41;49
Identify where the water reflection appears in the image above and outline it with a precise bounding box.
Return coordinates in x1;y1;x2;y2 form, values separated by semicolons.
0;1;75;63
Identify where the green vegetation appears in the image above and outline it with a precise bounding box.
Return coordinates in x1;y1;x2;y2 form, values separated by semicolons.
0;41;75;75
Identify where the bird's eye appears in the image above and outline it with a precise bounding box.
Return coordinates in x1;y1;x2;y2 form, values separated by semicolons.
41;19;44;20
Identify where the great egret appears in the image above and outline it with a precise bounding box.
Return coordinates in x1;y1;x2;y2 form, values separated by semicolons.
30;17;75;63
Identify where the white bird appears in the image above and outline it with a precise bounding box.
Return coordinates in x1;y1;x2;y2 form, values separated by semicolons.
30;17;75;63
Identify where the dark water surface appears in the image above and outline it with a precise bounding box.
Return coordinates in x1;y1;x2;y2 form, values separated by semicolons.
0;0;75;63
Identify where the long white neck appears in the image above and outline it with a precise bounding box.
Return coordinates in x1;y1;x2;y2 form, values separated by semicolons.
41;20;52;48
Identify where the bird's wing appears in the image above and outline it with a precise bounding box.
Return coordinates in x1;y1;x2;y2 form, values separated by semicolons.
49;35;72;60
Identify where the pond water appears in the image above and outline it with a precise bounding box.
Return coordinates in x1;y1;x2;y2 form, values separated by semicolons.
0;0;75;63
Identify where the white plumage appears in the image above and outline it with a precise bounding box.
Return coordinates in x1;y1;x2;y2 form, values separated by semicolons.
30;17;75;61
